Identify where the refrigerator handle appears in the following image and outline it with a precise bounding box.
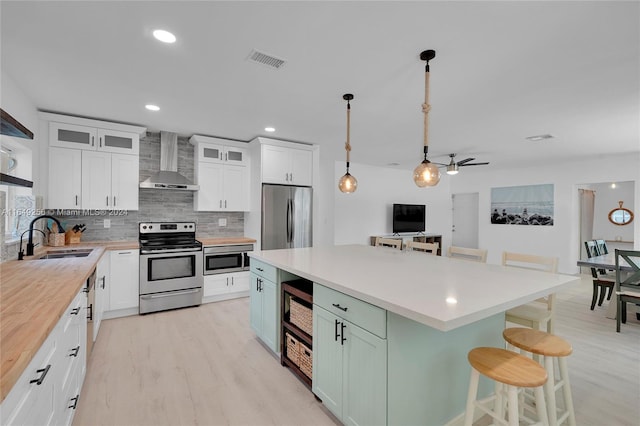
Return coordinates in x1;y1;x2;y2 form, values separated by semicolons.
286;198;292;244
290;198;295;244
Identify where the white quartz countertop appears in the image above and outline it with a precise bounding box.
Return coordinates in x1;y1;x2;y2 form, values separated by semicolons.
250;245;580;331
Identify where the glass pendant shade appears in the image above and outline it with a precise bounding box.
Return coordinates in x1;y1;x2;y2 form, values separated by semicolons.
338;93;357;193
338;172;358;193
413;160;440;187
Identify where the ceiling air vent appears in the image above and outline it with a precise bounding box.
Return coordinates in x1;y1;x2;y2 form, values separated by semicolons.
247;49;286;69
525;134;555;142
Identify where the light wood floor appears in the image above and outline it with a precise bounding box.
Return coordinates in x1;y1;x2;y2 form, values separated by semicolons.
74;275;640;426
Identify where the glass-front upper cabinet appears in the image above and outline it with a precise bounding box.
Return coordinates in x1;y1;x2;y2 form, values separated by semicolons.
50;122;97;150
50;122;139;155
194;138;248;166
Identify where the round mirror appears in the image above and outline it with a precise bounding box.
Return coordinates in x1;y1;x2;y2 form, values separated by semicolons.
608;201;634;226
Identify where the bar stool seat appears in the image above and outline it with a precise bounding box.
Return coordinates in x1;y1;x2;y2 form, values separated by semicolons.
464;347;549;426
503;328;576;426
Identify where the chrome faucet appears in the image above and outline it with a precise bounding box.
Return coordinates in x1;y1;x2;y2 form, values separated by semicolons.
21;215;65;258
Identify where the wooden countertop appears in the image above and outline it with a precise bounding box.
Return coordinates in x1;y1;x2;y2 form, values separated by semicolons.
0;236;254;402
198;237;256;246
0;241;138;403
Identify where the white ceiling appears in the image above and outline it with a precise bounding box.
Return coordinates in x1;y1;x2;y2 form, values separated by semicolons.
1;1;638;170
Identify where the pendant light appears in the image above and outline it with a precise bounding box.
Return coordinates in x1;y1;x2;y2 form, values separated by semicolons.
338;93;358;193
413;50;441;187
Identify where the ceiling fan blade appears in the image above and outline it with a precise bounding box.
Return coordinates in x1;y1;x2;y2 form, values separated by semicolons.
456;158;475;166
459;162;490;167
432;162;449;166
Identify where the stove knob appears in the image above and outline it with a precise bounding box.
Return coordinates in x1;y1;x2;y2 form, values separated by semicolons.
142;225;147;229
184;225;188;229
149;225;153;229
189;225;193;228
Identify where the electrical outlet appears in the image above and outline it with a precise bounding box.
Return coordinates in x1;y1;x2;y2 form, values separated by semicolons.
104;219;110;228
218;218;227;227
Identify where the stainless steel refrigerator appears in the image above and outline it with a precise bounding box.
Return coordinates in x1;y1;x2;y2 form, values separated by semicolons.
261;184;312;250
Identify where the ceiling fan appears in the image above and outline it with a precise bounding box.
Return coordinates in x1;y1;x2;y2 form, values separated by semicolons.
435;153;490;175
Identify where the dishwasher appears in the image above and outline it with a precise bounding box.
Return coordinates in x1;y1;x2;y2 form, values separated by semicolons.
85;269;96;356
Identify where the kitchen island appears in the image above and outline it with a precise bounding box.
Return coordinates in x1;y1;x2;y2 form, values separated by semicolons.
250;244;580;425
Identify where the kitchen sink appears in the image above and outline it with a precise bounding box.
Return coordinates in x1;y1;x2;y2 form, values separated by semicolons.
37;249;93;259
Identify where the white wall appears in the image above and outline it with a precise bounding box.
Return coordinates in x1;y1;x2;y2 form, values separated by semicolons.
333;161;452;246
450;153;640;274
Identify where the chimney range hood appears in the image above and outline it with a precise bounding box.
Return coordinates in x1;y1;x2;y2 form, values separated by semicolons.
139;131;199;191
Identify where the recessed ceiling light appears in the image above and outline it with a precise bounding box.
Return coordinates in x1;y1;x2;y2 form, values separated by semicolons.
153;29;176;44
265;127;276;132
446;297;458;305
525;134;554;142
611;183;617;189
145;104;160;111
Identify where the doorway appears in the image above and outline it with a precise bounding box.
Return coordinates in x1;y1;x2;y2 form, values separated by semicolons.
452;192;479;249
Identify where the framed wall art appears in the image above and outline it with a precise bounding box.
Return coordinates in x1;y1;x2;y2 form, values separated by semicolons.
490;184;554;226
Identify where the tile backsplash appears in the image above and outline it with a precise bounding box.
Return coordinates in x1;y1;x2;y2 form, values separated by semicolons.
45;131;245;241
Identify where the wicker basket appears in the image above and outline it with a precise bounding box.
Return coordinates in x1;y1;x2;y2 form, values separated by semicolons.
290;298;313;336
285;332;300;366
298;341;312;379
48;232;65;247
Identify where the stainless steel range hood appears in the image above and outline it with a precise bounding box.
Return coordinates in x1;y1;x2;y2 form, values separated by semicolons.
139;131;199;191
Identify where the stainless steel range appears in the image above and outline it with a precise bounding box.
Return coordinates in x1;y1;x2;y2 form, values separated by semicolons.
139;222;203;314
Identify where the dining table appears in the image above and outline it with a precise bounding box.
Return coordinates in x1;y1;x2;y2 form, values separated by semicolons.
577;253;634;318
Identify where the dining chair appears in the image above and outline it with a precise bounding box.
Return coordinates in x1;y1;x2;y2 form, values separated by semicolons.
446;246;487;263
615;249;640;332
374;237;402;250
584;241;615;310
595;239;609;255
405;241;438;255
502;251;558;333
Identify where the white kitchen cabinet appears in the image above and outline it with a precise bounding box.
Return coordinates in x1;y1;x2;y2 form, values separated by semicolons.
203;271;250;302
49;148;139;210
81;151;139;210
191;135;250;212
48;147;82;209
106;250;139;315
94;253;110;341
195;140;248;166
50;121;139;155
0;289;87;426
261;143;312;186
81;151;111;209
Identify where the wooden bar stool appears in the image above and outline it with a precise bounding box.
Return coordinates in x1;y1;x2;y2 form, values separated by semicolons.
464;347;549;426
503;328;576;426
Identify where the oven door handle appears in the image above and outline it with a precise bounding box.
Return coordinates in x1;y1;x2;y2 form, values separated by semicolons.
140;289;201;299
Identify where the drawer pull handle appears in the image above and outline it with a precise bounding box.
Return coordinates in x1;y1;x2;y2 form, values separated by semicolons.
341;322;347;345
70;307;81;315
256;267;264;272
334;319;340;342
30;364;51;385
87;303;93;320
69;395;79;409
332;303;348;312
70;346;80;357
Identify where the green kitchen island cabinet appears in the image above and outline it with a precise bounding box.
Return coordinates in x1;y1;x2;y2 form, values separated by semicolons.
312;284;387;426
249;245;579;424
249;257;298;354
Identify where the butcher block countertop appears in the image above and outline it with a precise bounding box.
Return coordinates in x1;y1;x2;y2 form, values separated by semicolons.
0;241;139;403
198;237;256;246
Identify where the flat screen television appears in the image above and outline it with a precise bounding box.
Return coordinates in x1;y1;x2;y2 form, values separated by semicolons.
392;204;425;234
